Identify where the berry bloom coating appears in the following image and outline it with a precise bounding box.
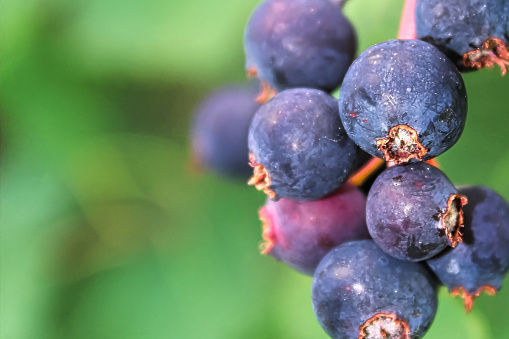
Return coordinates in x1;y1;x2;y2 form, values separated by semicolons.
415;0;509;73
312;240;438;339
259;183;369;275
427;186;509;312
244;0;356;92
191;84;259;178
366;163;467;261
338;39;467;164
248;88;358;201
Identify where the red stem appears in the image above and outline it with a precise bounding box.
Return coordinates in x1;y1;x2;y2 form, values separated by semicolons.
347;157;385;186
398;0;417;40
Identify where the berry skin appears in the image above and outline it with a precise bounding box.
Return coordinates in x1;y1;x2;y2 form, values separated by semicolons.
415;0;509;73
338;39;468;164
366;163;467;261
426;186;509;312
244;0;356;92
312;240;438;339
248;88;358;201
259;183;369;276
191;83;260;178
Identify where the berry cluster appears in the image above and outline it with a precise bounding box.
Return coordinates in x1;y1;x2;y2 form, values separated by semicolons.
190;0;509;338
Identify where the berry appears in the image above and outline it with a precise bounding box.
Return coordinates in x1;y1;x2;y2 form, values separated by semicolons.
312;240;438;339
338;39;468;164
366;163;467;261
248;88;358;201
415;0;509;73
190;83;260;178
244;0;356;92
426;186;509;312
259;183;369;275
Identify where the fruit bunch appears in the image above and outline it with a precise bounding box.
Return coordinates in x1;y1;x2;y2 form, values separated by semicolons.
190;0;509;338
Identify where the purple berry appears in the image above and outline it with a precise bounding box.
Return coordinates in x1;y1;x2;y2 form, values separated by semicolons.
338;39;468;164
416;0;509;73
312;240;438;339
259;183;369;275
248;88;358;201
366;163;467;261
190;83;260;178
426;186;509;312
244;0;356;92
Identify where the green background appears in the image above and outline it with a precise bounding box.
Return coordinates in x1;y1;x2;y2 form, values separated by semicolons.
1;0;508;338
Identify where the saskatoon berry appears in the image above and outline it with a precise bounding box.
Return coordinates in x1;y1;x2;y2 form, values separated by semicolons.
338;39;468;164
427;186;509;311
244;0;356;92
415;0;509;73
248;88;358;201
259;183;369;276
312;240;438;339
190;83;259;178
366;163;468;261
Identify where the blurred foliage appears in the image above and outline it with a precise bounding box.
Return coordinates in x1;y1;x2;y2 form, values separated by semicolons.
1;0;508;338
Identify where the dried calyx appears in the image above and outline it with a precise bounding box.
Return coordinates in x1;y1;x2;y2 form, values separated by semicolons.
247;153;277;200
255;82;277;104
258;207;276;255
359;313;410;339
442;194;468;247
463;37;509;75
377;125;427;165
451;286;497;313
246;67;277;104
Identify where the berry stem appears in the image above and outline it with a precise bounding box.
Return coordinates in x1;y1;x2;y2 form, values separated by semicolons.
348;157;385;186
398;0;417;40
426;158;440;167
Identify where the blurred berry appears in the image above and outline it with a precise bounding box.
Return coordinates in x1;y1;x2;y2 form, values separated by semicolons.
190;83;260;179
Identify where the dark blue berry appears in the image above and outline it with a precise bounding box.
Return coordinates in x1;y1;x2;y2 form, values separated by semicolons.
416;0;509;73
338;39;467;164
366;163;467;261
312;240;438;339
191;83;260;178
488;0;509;39
244;0;356;92
259;183;369;275
426;186;509;311
248;88;358;201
